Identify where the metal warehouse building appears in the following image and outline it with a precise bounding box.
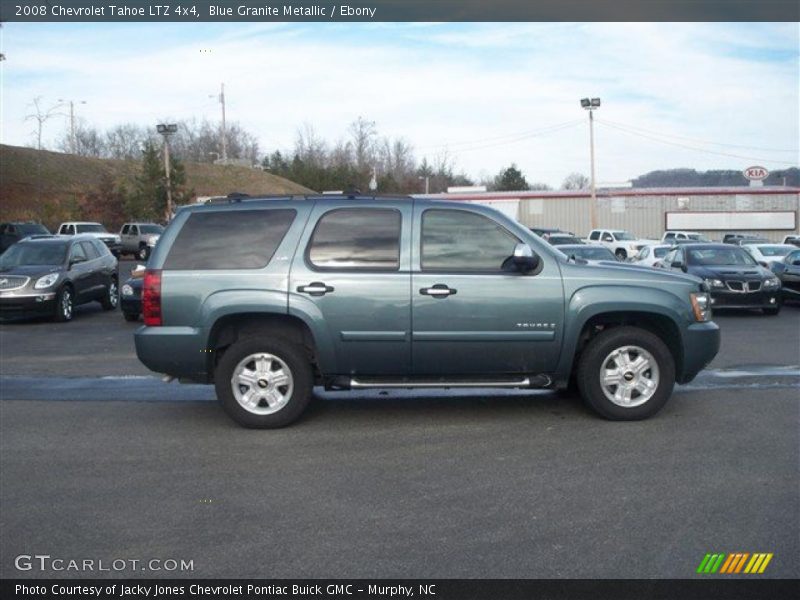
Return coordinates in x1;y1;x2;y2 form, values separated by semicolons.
419;187;800;242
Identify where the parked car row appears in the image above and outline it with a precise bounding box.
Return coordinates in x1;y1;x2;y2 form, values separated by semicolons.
0;220;164;259
530;226;800;316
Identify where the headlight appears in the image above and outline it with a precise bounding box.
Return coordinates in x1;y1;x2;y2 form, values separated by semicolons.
690;292;712;322
34;273;60;289
147;235;160;247
121;284;134;296
763;278;781;288
704;278;725;289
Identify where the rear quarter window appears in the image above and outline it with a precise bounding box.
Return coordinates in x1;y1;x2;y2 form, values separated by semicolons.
163;209;296;270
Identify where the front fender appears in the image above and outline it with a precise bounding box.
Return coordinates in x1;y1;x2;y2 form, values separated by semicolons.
556;284;691;377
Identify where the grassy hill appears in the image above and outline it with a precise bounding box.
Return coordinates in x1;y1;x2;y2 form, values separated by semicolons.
0;144;314;228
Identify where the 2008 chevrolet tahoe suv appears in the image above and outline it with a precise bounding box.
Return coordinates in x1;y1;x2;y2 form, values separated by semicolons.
134;195;720;428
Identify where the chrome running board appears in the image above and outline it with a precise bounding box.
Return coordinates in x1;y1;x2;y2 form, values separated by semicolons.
348;375;551;390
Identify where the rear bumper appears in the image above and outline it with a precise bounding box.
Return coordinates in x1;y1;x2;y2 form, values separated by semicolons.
678;321;720;384
134;326;209;380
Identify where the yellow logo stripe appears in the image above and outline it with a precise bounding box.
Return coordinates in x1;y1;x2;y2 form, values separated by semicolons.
744;554;761;573
757;553;773;574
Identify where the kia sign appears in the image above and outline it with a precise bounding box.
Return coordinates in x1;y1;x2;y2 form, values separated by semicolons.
743;166;769;181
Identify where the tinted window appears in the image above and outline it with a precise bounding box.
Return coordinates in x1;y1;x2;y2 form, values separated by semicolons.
589;231;600;240
80;241;100;259
75;224;107;233
92;239;110;256
18;223;48;235
421;209;519;272
70;243;88;262
664;233;675;240
130;225;138;235
308;208;400;270
654;247;670;258
121;225;130;235
164;209;296;270
139;224;163;234
687;247;757;266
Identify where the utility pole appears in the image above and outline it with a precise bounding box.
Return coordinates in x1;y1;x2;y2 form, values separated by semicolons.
58;99;86;154
580;97;601;229
419;175;430;194
219;83;227;162
157;123;178;222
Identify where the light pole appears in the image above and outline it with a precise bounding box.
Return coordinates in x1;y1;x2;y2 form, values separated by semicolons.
58;98;86;154
157;123;178;222
419;175;430;194
580;97;601;229
209;83;227;162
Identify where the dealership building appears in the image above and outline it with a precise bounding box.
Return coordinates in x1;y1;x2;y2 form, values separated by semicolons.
419;186;800;242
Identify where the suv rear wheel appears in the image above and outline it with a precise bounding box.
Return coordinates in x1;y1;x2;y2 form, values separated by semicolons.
215;338;313;428
576;326;675;420
137;245;149;261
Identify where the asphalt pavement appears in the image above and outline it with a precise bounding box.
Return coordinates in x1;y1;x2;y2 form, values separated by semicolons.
0;265;798;579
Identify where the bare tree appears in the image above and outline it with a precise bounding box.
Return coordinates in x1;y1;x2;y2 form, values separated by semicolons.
56;119;105;157
349;116;377;172
105;123;150;160
561;172;590;190
25;97;65;150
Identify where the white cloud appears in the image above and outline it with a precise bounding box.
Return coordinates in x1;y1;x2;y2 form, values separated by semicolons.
1;22;797;187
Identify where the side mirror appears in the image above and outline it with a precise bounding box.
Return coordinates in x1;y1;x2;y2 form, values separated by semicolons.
69;256;86;268
512;243;540;273
671;261;686;271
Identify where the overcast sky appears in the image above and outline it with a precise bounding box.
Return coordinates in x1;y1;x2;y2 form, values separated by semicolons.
1;22;798;188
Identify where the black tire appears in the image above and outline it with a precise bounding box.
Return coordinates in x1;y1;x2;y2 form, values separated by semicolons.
54;285;74;322
100;277;118;310
137;245;150;261
214;337;313;429
576;326;675;421
763;306;781;316
123;312;139;322
615;249;627;261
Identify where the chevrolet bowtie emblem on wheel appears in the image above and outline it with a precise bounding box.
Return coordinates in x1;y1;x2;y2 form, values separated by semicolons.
696;552;773;574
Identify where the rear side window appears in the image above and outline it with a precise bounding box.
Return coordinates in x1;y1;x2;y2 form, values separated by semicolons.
164;209;296;270
307;208;401;270
421;209;519;272
80;241;100;259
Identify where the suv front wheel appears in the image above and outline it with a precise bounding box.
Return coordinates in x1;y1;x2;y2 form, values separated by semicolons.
215;338;313;428
576;326;675;420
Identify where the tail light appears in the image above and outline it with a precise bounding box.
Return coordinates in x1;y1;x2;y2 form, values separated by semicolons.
142;269;162;326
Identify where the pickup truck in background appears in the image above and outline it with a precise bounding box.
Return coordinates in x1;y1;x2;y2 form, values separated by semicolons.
119;222;164;260
661;231;711;243
585;229;654;260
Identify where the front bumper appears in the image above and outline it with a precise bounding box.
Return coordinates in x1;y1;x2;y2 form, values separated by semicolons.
0;292;57;318
708;288;780;310
778;274;800;301
678;321;720;384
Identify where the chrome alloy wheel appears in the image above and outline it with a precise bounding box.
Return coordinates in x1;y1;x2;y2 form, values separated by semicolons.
231;353;294;415
108;280;118;307
599;345;660;407
61;288;73;320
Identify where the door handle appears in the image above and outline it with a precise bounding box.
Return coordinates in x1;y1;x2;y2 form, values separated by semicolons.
297;282;334;297
420;284;457;298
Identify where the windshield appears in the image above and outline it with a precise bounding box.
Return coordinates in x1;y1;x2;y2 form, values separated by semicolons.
756;245;793;257
569;247;617;261
75;224;107;233
550;236;582;245
613;231;635;241
687;233;710;242
139;224;163;234
18;223;49;235
0;242;68;268
687;247;757;266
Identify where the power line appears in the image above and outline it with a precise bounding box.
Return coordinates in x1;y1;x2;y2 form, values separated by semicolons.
596;117;798;154
432;120;584;155
417;118;584;151
596;120;799;166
